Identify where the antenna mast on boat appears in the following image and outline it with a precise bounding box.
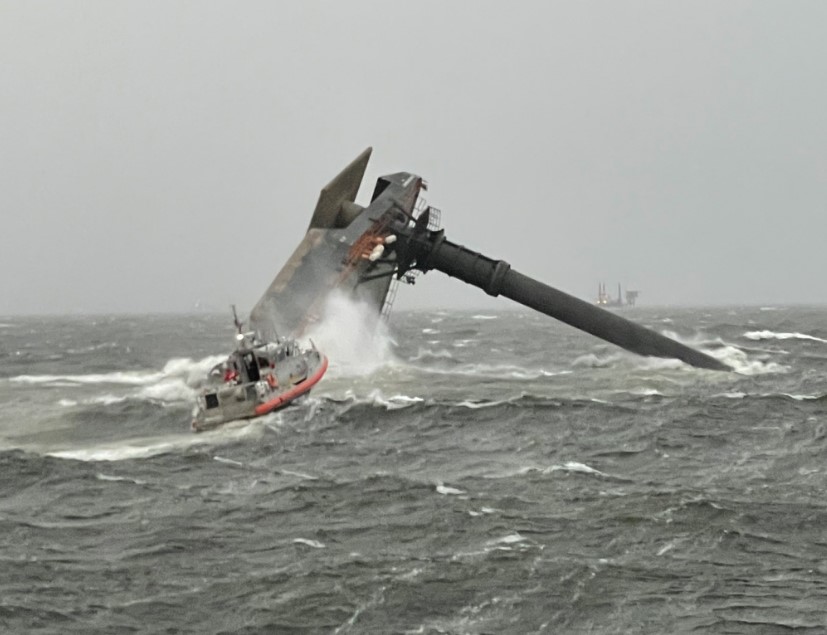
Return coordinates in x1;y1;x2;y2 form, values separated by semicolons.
231;304;244;334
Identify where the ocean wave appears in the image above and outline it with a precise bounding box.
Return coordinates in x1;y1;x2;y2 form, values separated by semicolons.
468;506;498;517
436;483;465;495
412;360;570;380
213;455;244;467
327;389;426;412
66;342;120;354
641;329;791;376
714;391;747;400
95;472;146;485
780;393;823;401
709;345;789;375
88;394;129;406
278;468;318;481
137;378;196;403
712;391;825;402
658;331;752;369
11;370;166;386
49;440;190;462
303;291;396;377
9;354;226;389
758;392;824;402
46;421;263;462
744;330;827;344
454;398;515;409
487;533;528;548
625;388;666;397
572;352;686;372
546;461;608;477
408;347;456;363
320;392;617;416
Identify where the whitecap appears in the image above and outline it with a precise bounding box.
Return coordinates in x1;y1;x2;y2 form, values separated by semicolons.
10;371;165;386
293;538;325;549
138;379;195;403
455;399;508;409
47;423;261;462
744;330;827;344
57;395;125;407
213;455;244;467
279;469;318;480
96;473;146;485
627;388;665;397
50;442;182;462
546;461;607;477
715;391;747;399
9;353;226;391
417;362;567;380
367;390;424;410
572;353;623;369
471;315;498;320
436;483;465;495
90;394;128;406
487;533;526;549
636;357;687;371
657;542;674;556
409;347;454;362
710;345;789;375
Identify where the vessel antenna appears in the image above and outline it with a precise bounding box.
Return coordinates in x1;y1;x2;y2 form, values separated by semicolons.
231;304;244;334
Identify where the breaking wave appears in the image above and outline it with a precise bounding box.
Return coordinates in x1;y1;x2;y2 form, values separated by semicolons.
713;391;826;403
708;345;789;375
304;291;397;377
46;420;264;462
744;330;827;344
9;355;225;389
11;370;166;386
408;352;569;380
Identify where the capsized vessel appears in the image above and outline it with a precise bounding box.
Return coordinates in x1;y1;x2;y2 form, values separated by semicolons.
191;309;328;432
248;148;730;372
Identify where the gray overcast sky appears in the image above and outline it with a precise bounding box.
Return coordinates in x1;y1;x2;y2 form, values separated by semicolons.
1;1;825;315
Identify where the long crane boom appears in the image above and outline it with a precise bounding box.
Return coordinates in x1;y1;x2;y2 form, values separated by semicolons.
389;209;729;371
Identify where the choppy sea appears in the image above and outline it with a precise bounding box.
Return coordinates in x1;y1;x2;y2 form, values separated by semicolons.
1;306;826;634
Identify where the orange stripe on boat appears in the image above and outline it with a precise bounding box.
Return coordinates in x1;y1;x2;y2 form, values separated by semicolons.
254;355;329;416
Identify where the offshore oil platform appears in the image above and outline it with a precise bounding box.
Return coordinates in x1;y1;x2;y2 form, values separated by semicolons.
596;283;639;307
248;148;728;372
